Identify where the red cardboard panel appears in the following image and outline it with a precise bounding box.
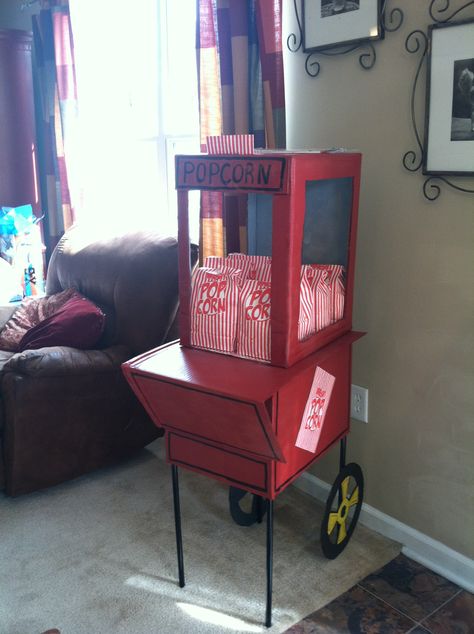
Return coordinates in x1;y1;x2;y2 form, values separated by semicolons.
168;433;269;493
131;374;284;462
275;340;352;492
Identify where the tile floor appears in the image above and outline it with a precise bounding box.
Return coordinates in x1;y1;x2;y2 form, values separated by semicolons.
284;553;474;633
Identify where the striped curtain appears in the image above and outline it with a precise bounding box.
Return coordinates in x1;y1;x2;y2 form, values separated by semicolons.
196;0;286;260
32;0;78;261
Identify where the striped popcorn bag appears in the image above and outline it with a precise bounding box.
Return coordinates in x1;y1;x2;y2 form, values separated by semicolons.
190;268;240;354
298;265;318;341
333;274;345;322
299;265;331;337
203;256;226;269
227;254;272;282
315;270;331;331
236;280;271;362
295;366;336;453
315;265;345;323
206;134;254;155
226;253;247;277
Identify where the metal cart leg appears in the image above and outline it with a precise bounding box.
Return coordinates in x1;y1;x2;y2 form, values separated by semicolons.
339;437;347;470
171;465;185;588
265;499;274;628
338;438;347;507
256;496;264;524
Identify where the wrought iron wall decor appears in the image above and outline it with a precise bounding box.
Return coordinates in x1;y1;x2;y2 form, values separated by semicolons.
403;1;474;200
287;0;403;77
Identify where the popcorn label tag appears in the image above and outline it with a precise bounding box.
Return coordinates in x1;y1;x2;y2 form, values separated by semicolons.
295;366;335;453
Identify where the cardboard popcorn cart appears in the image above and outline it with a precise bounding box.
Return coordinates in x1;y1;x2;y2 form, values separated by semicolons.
122;147;366;627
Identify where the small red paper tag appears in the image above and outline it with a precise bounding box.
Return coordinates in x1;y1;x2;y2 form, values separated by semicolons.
295;366;335;453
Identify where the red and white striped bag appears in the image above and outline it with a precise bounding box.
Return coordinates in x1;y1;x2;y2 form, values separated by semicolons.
314;265;345;323
298;265;318;341
295;366;336;453
236;280;271;362
227;254;272;282
299;265;331;336
190;267;240;353
206;134;254;155
333;274;345;322
315;270;331;331
203;256;226;270
227;254;243;277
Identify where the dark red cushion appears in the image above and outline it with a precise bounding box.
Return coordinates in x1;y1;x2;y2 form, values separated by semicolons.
19;295;106;351
0;288;77;352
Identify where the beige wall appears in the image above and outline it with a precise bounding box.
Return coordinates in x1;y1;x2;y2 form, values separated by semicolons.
283;1;474;559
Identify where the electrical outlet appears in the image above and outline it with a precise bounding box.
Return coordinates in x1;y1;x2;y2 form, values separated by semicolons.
351;384;368;423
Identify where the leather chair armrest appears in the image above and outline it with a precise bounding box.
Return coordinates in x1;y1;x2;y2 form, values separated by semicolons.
0;304;18;332
3;344;131;378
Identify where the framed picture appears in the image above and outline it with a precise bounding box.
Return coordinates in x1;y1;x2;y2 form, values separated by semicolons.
302;0;382;53
423;19;474;176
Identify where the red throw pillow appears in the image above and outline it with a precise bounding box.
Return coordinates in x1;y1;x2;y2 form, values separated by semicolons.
0;288;77;352
18;295;106;351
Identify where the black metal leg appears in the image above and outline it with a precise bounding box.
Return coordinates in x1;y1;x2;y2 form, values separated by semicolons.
338;438;347;507
339;437;347;471
171;465;185;588
265;499;273;628
256;495;264;524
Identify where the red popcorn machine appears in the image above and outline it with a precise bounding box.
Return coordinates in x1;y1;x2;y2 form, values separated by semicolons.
122;149;366;627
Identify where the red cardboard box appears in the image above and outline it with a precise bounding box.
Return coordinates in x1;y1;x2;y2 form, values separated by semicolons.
175;151;361;368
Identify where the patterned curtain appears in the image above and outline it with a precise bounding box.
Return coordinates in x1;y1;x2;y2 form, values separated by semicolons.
32;0;78;261
196;0;286;260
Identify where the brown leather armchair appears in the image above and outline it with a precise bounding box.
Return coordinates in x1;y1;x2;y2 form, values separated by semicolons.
0;227;197;496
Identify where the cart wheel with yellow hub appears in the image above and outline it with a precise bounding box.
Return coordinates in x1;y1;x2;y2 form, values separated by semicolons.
320;462;364;559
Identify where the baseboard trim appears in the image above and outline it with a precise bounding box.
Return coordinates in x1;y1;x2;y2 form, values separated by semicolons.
293;471;474;593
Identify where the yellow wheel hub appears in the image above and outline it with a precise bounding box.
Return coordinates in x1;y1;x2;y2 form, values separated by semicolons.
327;476;359;544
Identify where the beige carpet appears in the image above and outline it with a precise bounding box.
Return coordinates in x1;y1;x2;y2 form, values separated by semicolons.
0;440;399;634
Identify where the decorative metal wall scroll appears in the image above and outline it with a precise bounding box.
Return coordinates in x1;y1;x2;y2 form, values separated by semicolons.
287;0;403;77
403;1;474;200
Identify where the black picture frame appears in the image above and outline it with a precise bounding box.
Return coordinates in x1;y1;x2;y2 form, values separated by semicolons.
423;19;474;176
302;0;383;53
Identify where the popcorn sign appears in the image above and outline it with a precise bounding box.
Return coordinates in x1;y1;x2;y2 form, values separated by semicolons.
196;278;227;315
175;156;287;192
244;285;271;321
295;366;335;453
305;387;327;431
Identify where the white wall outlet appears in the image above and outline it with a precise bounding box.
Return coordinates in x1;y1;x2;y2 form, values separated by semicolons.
351;384;369;423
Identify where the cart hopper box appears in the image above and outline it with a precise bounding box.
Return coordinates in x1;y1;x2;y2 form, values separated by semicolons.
175;150;362;367
123;331;363;500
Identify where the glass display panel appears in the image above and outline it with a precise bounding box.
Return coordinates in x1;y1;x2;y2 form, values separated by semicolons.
247;193;273;256
302;178;352;268
298;178;352;341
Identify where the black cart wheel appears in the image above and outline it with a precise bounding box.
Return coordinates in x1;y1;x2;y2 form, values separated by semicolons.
320;462;364;559
229;487;267;526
